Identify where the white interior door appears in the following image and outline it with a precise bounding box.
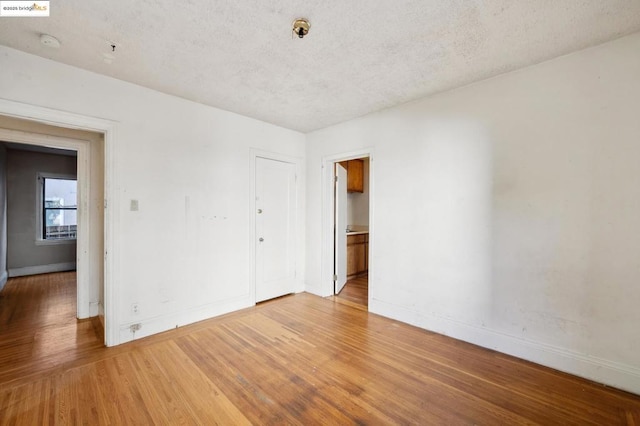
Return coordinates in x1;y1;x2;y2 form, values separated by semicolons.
255;157;297;302
334;163;347;294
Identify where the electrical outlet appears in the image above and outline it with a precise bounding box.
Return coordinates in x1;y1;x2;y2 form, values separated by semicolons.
130;323;141;332
131;303;140;315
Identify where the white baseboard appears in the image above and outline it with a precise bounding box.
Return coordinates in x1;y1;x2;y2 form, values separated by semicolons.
304;281;330;298
370;298;640;396
0;270;7;291
8;262;76;277
118;295;253;345
89;301;100;317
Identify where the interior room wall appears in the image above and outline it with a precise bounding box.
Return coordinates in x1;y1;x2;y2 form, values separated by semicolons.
6;149;77;275
0;45;305;344
347;158;369;228
0;144;7;291
305;32;640;394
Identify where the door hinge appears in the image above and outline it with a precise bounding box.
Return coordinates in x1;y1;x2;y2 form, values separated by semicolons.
334;176;338;183
333;274;337;281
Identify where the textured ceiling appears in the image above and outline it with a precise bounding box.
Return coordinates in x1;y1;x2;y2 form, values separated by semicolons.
1;1;640;132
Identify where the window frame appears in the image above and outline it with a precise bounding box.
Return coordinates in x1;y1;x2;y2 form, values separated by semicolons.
36;172;78;245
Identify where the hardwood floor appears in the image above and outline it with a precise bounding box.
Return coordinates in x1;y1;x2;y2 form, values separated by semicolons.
334;274;368;309
1;273;640;424
0;272;104;386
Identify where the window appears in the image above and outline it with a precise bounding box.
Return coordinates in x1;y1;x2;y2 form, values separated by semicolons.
41;177;77;240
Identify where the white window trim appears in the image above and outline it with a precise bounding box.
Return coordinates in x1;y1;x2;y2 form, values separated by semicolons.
36;171;78;245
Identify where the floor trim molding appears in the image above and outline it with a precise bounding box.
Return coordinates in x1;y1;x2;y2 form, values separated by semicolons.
370;298;640;396
8;262;76;277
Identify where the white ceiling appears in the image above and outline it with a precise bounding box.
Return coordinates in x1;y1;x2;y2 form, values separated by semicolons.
1;1;640;132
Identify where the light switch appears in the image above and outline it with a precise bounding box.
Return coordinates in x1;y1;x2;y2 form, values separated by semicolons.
130;199;139;211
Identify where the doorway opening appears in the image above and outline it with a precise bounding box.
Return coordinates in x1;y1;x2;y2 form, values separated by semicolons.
0;99;116;346
0;114;107;347
333;157;370;309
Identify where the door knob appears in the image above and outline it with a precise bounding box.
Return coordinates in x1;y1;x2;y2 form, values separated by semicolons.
259;237;264;242
257;209;263;214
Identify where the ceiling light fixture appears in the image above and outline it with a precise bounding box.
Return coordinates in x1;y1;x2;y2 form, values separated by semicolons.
292;18;310;39
40;34;61;48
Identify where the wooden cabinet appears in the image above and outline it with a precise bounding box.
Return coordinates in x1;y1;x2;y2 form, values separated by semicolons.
347;233;368;278
339;159;364;193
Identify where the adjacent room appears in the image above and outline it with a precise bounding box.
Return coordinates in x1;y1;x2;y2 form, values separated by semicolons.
1;1;640;423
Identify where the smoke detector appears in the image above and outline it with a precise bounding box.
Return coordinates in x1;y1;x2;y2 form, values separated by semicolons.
292;18;310;38
40;34;61;49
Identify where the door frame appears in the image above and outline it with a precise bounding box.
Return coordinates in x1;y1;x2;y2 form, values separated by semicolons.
0;98;118;346
321;148;374;302
333;162;348;295
249;148;304;305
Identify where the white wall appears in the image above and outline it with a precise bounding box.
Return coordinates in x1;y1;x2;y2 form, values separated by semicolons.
0;46;305;344
306;32;640;394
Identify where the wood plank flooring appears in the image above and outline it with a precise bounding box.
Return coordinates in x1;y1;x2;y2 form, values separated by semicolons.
334;275;368;309
1;272;640;424
0;272;104;386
